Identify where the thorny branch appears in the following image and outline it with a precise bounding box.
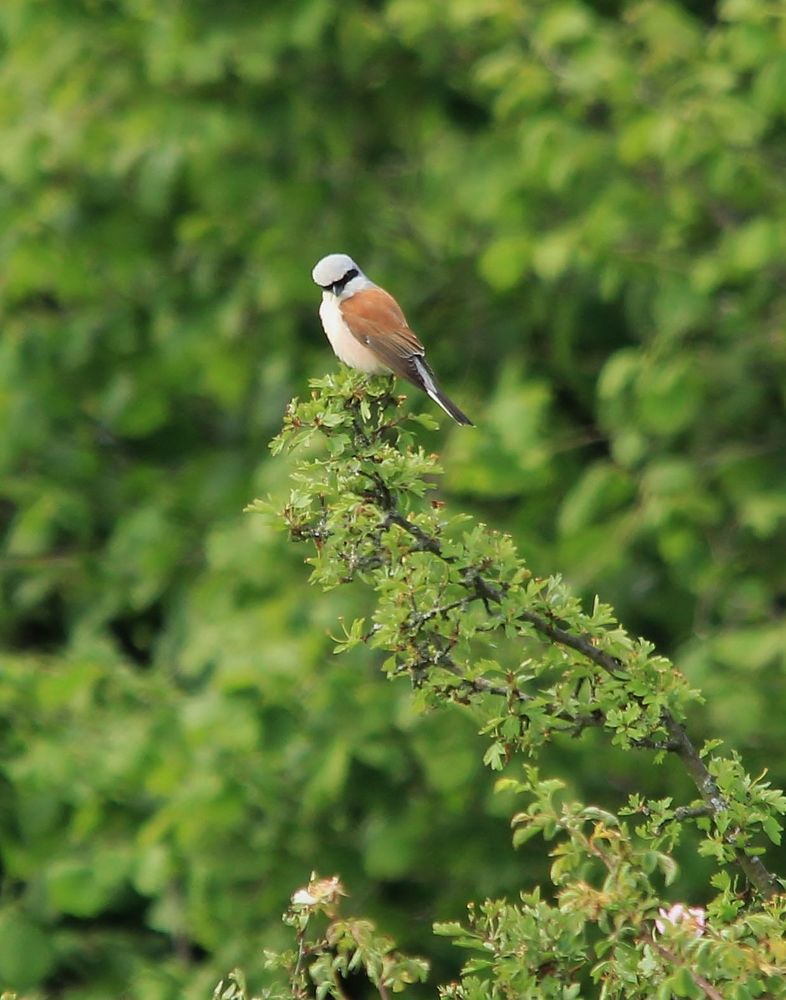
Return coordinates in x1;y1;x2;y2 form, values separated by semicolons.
279;389;782;899
356;462;780;898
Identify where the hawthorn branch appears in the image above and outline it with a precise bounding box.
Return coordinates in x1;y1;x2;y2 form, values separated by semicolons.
363;471;781;898
278;389;782;899
650;941;724;1000
663;716;780;898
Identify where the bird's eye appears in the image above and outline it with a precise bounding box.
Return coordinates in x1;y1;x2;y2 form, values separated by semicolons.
330;268;359;295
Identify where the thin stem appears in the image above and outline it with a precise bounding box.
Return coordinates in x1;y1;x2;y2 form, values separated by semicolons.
650;942;724;1000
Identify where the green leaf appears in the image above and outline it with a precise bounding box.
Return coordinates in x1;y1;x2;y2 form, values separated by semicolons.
0;909;55;989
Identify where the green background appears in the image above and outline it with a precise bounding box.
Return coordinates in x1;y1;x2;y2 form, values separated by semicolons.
1;0;785;995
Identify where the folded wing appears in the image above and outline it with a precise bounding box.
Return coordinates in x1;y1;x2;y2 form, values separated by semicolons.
339;287;426;383
339;288;473;426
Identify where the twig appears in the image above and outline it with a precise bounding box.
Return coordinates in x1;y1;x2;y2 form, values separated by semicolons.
650;941;724;1000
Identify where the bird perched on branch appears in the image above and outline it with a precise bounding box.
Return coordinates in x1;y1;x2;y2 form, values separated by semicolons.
311;253;473;426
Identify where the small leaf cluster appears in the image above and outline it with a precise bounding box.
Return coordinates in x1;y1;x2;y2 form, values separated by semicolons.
452;769;786;999
214;875;428;1000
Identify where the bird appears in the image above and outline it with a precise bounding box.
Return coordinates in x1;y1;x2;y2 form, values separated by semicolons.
311;253;473;426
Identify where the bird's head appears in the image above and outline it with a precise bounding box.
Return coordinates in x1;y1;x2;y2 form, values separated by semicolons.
311;253;370;297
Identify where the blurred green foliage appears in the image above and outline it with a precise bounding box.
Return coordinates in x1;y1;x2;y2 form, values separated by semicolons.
1;0;785;996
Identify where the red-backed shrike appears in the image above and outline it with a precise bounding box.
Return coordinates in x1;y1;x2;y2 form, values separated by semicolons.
311;253;473;426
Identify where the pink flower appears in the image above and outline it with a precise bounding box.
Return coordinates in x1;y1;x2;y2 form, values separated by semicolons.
655;903;706;937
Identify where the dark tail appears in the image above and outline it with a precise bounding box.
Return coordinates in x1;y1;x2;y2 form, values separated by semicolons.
428;386;474;426
410;355;473;426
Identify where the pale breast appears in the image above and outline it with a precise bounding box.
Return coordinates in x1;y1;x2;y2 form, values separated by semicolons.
319;295;389;375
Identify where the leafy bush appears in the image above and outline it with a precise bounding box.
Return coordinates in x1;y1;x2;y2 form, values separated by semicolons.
2;0;786;996
244;371;786;997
